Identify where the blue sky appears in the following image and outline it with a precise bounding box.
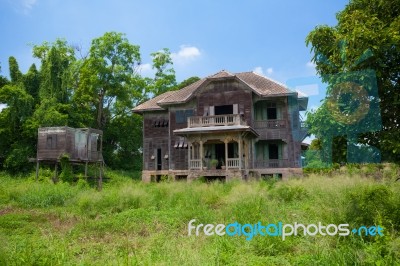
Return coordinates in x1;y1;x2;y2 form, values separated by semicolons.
0;0;349;114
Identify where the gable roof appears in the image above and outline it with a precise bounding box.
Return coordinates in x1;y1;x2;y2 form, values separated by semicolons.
132;90;176;112
236;72;293;96
133;70;298;113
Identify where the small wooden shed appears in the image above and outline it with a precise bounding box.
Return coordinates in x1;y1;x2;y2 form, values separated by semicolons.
35;127;104;184
37;127;103;162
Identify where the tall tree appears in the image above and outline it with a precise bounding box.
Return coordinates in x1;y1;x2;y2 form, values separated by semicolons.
76;32;142;130
23;64;40;106
33;39;75;104
0;83;33;171
0;63;10;89
149;48;176;96
306;0;400;162
8;57;23;84
74;32;147;170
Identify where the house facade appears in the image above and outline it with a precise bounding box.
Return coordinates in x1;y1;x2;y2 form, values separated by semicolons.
133;70;308;181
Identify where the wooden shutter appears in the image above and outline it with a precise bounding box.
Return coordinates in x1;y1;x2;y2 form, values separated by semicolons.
209;106;215;116
233;104;239;114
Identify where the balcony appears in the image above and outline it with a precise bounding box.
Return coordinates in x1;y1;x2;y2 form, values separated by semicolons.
253;119;286;129
188;114;246;128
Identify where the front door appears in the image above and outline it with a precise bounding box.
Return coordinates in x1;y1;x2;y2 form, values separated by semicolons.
215;144;225;169
157;148;162;170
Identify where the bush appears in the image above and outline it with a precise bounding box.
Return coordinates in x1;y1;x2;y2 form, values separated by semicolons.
270;184;308;202
59;154;73;183
345;184;397;230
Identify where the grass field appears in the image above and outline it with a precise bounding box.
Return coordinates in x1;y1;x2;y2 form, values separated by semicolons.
0;165;399;265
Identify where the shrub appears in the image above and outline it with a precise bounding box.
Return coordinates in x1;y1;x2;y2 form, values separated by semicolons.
270;184;308;202
59;154;73;183
345;184;397;230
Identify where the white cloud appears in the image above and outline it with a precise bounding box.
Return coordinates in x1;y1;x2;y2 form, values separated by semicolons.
138;63;155;78
306;61;316;68
22;0;37;10
253;66;273;76
253;66;263;75
0;104;7;112
9;0;38;14
171;45;201;65
302;135;315;145
295;84;319;97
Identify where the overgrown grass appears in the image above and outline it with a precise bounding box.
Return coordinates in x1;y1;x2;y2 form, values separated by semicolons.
0;166;399;265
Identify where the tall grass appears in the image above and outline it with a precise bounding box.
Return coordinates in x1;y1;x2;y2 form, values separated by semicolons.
0;166;399;265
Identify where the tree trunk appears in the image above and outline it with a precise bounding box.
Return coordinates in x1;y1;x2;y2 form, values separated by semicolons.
97;91;104;129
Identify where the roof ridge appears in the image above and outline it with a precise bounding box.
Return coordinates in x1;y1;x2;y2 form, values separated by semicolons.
250;71;291;90
134;70;301;112
157;77;207;105
206;69;235;79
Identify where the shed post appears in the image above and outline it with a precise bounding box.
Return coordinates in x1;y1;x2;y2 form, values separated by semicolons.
84;161;88;177
98;161;103;191
35;160;39;181
54;162;58;183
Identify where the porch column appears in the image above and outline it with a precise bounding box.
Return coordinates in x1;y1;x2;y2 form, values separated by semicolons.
244;139;248;169
224;139;228;171
200;140;203;169
187;140;191;170
238;134;242;170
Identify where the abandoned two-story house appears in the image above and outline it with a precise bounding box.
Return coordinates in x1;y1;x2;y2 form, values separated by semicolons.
133;70;308;181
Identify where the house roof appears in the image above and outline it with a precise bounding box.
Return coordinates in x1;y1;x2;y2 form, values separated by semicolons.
133;70;299;113
132;90;176;112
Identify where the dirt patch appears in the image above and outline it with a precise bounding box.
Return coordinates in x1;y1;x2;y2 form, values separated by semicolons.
0;207;14;216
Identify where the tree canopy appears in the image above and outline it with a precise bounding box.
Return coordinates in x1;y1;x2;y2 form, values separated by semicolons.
0;31;178;172
306;0;400;163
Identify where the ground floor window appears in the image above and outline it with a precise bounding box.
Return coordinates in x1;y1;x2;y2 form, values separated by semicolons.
256;141;283;160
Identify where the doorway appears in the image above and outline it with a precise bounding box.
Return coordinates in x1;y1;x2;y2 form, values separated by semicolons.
157;148;162;170
215;105;233;115
215;144;225;169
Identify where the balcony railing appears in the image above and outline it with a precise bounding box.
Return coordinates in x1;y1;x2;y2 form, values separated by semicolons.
254;119;286;129
255;159;289;168
226;158;240;169
189;160;202;170
188;114;246;128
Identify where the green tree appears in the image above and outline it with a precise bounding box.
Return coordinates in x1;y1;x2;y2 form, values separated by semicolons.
8;57;23;84
23;64;40;106
33;39;76;104
74;32;146;170
149;48;176;96
75;32;176;170
175;76;201;90
0;57;39;172
0;84;34;171
76;32;142;130
0;63;10;88
306;0;400;162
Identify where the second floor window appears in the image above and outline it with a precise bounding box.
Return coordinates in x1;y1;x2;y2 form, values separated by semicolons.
255;102;280;120
46;134;57;149
175;109;194;124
